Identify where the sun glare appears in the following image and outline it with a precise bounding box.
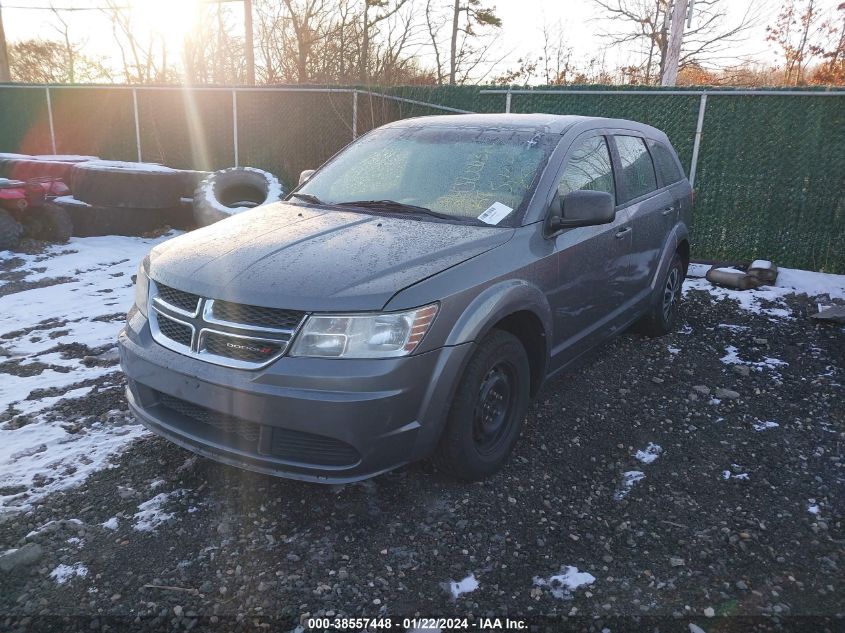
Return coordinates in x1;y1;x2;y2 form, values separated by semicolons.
129;0;202;47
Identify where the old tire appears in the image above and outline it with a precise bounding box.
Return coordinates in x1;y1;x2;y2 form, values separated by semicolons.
638;253;684;337
21;203;73;243
70;161;184;209
0;158;77;183
434;330;531;481
0;210;23;251
193;167;283;227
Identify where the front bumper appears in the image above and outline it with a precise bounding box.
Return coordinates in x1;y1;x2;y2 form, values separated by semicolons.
118;308;472;483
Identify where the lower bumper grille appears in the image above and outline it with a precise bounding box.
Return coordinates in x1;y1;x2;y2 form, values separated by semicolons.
155;393;360;467
158;393;260;442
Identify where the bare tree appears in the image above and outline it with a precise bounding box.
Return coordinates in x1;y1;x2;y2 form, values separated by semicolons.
183;4;245;84
8;39;109;83
102;0;173;83
593;0;762;83
767;0;833;84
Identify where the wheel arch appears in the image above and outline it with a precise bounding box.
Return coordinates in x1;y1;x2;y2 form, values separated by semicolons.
443;279;552;397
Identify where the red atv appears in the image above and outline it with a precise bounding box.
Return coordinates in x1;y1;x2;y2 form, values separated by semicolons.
0;178;73;250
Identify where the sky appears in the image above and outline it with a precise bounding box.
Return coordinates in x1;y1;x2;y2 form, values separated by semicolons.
2;0;843;81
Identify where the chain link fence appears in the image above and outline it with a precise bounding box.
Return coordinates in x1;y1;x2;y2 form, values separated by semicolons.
0;83;842;272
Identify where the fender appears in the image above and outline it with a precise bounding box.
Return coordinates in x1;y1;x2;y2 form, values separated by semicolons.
649;221;690;293
444;278;553;354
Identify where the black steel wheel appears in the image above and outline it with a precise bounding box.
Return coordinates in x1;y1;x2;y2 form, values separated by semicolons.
435;329;531;481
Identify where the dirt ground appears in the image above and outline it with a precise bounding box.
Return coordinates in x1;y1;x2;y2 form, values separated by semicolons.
0;240;843;633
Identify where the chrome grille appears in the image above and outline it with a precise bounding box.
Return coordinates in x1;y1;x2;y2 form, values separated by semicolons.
211;300;304;330
148;280;307;369
156;316;193;347
155;283;200;315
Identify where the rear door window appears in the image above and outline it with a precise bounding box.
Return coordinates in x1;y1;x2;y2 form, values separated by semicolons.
649;141;685;185
614;135;657;202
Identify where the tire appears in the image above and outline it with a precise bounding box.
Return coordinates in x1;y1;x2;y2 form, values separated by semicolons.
0;210;23;251
0;158;77;182
21;203;73;243
70;160;184;209
177;170;211;198
57;199;166;237
193;167;284;227
638;253;684;337
434;329;531;481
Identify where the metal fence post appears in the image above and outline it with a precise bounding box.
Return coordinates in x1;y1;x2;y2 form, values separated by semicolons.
505;88;512;113
352;90;358;140
232;89;239;167
689;93;707;189
132;87;142;162
44;86;57;154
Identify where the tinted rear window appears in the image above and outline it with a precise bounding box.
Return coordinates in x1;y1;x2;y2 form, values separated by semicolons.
649;141;684;185
614;135;657;202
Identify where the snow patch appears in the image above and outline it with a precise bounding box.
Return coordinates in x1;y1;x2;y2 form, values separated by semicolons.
752;420;779;432
101;517;119;530
50;562;88;584
533;566;596;599
720;346;788;372
634;443;663;464
446;574;479;599
614;471;645;500
133;490;186;532
807;503;820;515
0;234;175;510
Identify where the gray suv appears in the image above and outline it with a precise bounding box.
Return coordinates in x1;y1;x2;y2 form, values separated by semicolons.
119;114;692;482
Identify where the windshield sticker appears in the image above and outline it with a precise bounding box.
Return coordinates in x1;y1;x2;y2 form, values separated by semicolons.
478;202;514;225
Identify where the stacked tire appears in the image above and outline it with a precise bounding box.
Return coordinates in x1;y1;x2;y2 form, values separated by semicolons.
193;167;284;227
66;161;197;236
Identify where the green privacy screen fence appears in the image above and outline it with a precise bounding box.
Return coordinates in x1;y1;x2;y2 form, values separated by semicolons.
0;83;843;273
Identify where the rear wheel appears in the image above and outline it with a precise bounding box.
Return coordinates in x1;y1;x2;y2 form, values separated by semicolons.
434;330;530;481
0;210;23;251
638;253;684;336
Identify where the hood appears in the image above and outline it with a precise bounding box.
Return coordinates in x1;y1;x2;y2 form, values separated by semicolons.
148;202;513;311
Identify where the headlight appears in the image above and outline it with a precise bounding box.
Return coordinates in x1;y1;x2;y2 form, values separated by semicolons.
289;304;438;358
134;264;149;317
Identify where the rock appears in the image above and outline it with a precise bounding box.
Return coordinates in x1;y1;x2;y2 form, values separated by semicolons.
736;580;749;590
704;607;715;618
692;385;711;395
173;605;183;617
753;338;767;345
669;557;685;567
652;377;664;384
715;388;740;400
0;543;44;572
733;365;751;377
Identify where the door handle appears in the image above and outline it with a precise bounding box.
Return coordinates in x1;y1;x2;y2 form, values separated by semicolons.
615;226;632;239
661;206;675;216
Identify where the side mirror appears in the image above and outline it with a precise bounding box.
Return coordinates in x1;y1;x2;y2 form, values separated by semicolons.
298;169;315;186
547;190;615;232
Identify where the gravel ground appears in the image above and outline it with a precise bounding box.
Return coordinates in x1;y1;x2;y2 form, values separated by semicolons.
0;244;843;633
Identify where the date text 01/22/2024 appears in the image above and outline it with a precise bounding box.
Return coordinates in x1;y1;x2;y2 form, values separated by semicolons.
305;617;528;630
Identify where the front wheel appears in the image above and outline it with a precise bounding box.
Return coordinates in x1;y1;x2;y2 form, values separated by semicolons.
638;253;684;337
434;329;531;481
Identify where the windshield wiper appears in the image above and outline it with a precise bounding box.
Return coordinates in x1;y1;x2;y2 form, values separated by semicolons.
289;192;323;204
334;199;454;221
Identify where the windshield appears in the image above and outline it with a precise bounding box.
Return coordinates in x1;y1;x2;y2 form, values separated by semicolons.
295;125;557;226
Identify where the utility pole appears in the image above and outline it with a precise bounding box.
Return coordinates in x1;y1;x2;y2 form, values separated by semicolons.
661;0;689;86
243;0;254;84
0;1;11;83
